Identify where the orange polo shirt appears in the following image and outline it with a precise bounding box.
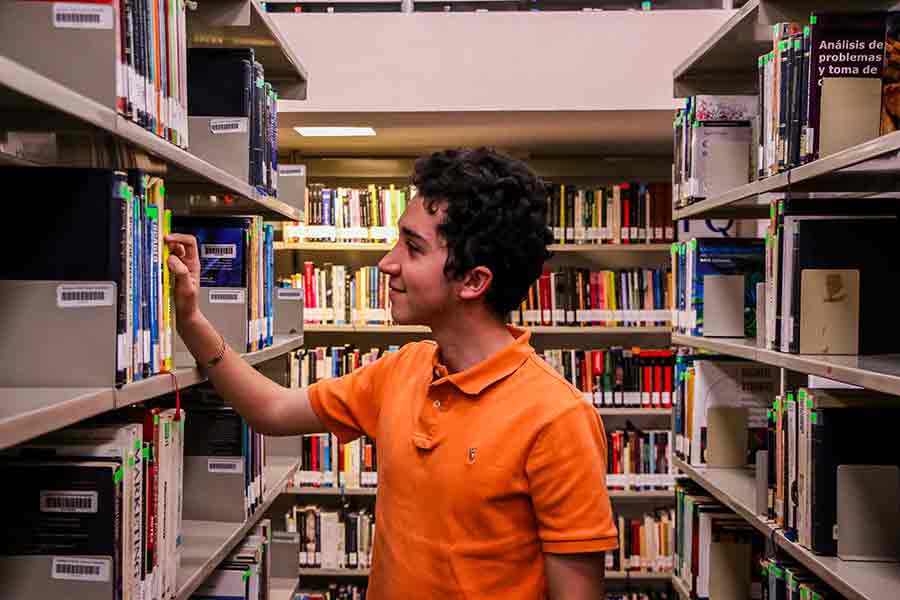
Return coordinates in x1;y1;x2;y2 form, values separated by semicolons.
308;326;618;599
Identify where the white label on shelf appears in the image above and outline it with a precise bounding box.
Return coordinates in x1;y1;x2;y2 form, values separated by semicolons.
542;310;551;323
630;227;638;240
553;227;563;240
304;308;335;321
599;227;610;240
665;227;674;240
295;471;315;485
201;243;237;259
324;472;337;485
209;289;245;304
280;165;306;177
370;226;392;240
303;225;338;240
565;310;576;323
277;288;304;301
575;310;589;323
655;227;663;240
583;392;593;404
358;308;388;322
624;392;642;406
337;226;370;240
53;2;113;29
662;392;671;405
613;310;625;322
552;309;565;324
40;490;98;513
360;471;378;486
690;310;698;329
52;557;111;582
524;310;540;323
209;117;248;135
606;474;628;487
574;227;587;241
565;228;575;241
587;227;599;240
57;284;114;308
208;458;243;474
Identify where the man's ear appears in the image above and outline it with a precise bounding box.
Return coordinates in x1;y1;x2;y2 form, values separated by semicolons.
458;266;493;301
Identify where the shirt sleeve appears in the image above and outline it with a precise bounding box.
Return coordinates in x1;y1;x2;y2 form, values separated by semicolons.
526;400;619;554
307;346;405;444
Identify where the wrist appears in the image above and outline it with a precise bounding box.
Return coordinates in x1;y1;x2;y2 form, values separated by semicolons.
176;309;206;336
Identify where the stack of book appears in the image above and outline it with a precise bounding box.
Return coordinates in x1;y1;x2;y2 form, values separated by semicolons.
191;522;271;600
293;433;378;490
188;48;280;196
290;346;392;387
1;167;174;386
768;385;900;557
173;216;275;352
672;95;756;207
606;429;674;491
283;184;412;243
607;594;671;600
510;267;671;328
283;264;391;327
762;197;900;355
545;182;674;245
608;509;674;574
673;356;778;467
286;505;375;570
540;347;674;408
1;405;185;600
674;481;765;599
670;237;765;339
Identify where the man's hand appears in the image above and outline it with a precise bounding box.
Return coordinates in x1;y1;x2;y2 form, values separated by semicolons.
545;552;605;600
165;233;202;331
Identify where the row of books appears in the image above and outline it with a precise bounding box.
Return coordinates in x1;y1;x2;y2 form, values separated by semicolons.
293;433;378;489
510;267;672;328
673;357;778;468
284;264;391;326
1;405;185;600
769;385;900;558
607;510;674;574
285;184;412;243
286;506;375;570
607;429;674;491
607;595;670;600
183;388;271;521
540;347;675;408
670;237;765;339
672;95;757;207
294;584;367;600
757;13;900;179
674;481;766;600
2;167;174;386
192;522;271;600
117;0;190;147
546;183;675;245
290;346;392;388
188;48;281;196
174;215;276;352
762;198;900;356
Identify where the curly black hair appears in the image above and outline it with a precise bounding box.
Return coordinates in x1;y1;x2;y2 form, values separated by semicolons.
411;147;554;319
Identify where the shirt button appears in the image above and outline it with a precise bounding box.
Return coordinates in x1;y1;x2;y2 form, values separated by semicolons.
433;399;441;409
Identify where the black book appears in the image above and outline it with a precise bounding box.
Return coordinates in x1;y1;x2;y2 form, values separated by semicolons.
778;36;792;172
0;167;130;385
187;48;255;117
251;60;266;189
789;34;804;168
184;407;244;457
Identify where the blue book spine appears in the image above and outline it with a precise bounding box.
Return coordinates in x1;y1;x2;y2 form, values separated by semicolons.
132;187;142;381
148;209;159;374
265;224;273;346
142;196;152;377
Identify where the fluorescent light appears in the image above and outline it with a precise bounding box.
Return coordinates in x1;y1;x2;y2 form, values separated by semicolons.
294;126;376;137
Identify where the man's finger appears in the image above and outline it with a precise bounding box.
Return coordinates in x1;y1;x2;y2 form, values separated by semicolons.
168;243;186;258
168;254;191;280
165;233;198;260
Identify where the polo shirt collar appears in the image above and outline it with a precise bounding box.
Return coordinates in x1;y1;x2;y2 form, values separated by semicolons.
432;326;533;396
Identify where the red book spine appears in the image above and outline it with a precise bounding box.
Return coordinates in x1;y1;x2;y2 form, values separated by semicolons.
643;361;652;408
663;363;673;408
311;434;319;485
621;183;631;245
539;270;552;325
304;261;315;309
654;360;662;408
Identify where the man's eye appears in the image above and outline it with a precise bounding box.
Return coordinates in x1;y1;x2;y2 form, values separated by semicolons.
406;242;419;254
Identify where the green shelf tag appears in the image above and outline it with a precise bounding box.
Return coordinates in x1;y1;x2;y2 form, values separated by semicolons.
794;39;801;50
810;412;818;424
641;1;651;8
128;456;135;468
689;239;698;249
799;389;806;400
242;569;253;582
154;414;159;425
134;439;141;452
143;447;151;460
810;15;817;25
114;467;124;484
804;25;811;35
787;392;794;402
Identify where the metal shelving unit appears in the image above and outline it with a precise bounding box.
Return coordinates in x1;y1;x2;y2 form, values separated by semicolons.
299;568;371;577
284;485;672;500
0;56;301;221
673;458;900;600
672;334;900;396
596;407;672;416
305;324;671;334
275;241;673;253
176;458;301;600
0;334;304;451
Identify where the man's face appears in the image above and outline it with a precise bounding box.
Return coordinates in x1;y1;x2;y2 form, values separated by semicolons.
378;196;456;326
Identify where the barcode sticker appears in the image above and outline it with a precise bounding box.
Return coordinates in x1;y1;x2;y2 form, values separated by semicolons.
41;490;98;513
201;244;237;259
52;557;111;582
57;284;114;308
209;289;245;304
277;288;304;301
53;3;113;29
209;118;248;135
208;458;243;474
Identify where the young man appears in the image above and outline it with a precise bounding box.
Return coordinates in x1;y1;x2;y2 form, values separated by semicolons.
167;148;617;599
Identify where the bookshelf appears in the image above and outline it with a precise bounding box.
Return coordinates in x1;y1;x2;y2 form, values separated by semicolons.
597;407;672;416
275;241;674;254
305;324;670;334
283;485;674;500
672;334;900;397
0;334;304;451
176;457;300;600
294;567;672;579
673;458;900;600
0;57;300;221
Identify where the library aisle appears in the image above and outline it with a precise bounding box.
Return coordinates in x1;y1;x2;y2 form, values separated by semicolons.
5;0;900;599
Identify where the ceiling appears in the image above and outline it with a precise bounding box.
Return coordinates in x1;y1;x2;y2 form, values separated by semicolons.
276;109;677;159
